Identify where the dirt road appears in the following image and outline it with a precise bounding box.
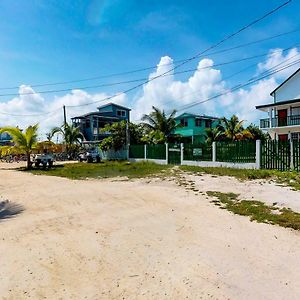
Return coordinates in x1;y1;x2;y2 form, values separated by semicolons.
1;167;300;299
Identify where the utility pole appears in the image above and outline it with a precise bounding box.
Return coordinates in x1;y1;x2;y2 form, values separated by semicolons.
126;120;130;147
63;105;67;126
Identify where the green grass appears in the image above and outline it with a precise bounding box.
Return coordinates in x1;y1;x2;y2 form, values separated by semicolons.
28;161;171;180
207;191;300;230
180;165;300;190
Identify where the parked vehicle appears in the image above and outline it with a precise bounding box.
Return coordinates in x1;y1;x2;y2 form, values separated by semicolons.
33;153;54;168
78;148;100;163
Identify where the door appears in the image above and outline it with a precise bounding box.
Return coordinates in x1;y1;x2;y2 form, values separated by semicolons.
278;134;288;141
168;143;181;165
278;109;287;126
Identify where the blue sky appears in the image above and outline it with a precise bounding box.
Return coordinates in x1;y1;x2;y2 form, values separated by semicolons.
0;0;299;132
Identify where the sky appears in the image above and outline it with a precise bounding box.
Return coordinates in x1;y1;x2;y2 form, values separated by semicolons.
0;0;300;136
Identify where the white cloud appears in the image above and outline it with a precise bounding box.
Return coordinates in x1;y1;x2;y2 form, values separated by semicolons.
0;47;299;138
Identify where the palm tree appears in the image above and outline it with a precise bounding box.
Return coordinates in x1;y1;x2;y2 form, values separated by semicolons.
0;124;39;169
51;123;83;157
205;127;224;144
141;106;177;141
222;115;253;141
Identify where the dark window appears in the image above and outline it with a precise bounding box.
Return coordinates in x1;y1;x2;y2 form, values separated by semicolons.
180;118;188;127
117;110;126;117
205;120;212;128
86;119;90;128
195;119;202;127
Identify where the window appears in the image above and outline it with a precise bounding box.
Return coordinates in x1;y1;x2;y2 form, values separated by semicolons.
195;119;202;127
205;120;212;128
180;118;188;127
86;119;90;128
291;132;300;141
117;110;126;117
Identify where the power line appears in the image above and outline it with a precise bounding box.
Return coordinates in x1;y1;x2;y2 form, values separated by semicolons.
0;44;298;99
173;59;300;114
0;28;298;91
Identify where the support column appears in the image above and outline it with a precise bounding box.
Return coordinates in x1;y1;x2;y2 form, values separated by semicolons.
165;143;169;164
290;139;294;170
256;140;261;170
180;143;184;165
212;142;216;162
144;144;147;160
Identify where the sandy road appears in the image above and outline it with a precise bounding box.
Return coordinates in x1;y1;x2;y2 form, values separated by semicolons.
0;167;300;299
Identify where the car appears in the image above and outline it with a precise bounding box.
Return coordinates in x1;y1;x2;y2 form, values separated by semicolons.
33;153;54;168
79;149;100;163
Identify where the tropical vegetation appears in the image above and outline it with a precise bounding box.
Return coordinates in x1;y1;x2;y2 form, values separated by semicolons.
0;124;39;169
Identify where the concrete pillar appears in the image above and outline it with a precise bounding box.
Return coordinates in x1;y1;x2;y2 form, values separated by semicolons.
290;139;294;170
165;143;169;164
144;144;147;160
255;140;261;170
212;142;216;162
269;108;272;128
180;143;184;165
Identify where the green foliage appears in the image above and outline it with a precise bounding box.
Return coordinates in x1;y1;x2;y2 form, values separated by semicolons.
207;191;300;230
246;124;270;141
0;124;39;169
51;123;83;157
141;130;166;144
141;106;177;142
29;161;171;179
99;121;143;151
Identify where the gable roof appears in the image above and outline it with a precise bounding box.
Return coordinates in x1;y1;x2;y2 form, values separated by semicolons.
175;112;220;120
97;102;131;111
270;67;300;96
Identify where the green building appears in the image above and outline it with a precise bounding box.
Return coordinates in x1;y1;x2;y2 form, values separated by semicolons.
174;113;221;143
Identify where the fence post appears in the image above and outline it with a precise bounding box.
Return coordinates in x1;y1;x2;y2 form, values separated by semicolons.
165;143;169;165
255;140;261;169
212;142;216;162
180;143;184;165
144;144;147;160
290;139;294;170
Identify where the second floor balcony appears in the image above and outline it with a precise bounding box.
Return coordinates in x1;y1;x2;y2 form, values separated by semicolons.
260;115;300;129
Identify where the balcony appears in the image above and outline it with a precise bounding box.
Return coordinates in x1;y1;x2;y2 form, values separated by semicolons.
260;115;300;129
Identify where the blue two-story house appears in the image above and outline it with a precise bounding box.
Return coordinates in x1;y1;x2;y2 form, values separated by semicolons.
71;103;131;142
0;132;12;146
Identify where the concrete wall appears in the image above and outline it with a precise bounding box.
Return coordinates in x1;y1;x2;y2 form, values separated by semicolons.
181;160;257;169
275;71;300;102
129;158;168;165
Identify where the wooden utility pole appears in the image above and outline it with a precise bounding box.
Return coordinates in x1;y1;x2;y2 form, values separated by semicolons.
63;105;67;126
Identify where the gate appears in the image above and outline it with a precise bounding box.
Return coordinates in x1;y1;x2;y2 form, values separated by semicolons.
261;140;290;171
168;143;181;165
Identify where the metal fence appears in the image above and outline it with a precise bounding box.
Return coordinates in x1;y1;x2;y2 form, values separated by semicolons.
216;141;256;163
129;144;144;159
147;144;166;160
183;143;212;161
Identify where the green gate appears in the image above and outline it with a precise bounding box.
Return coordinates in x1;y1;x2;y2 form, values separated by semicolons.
168;143;181;165
261;140;290;171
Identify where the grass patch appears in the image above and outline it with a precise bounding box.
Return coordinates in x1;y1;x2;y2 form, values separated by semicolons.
28;161;171;180
180;165;300;190
207;191;300;230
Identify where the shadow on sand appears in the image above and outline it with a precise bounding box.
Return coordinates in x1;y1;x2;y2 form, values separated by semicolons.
0;201;25;221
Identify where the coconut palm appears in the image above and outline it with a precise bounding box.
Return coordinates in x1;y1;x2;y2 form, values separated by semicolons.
51;123;83;157
205;126;224;144
0;124;39;169
222;115;253;141
141;106;177;141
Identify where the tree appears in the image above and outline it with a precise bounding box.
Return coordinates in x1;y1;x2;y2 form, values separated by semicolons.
246;124;270;141
205;126;224;144
222;115;253;141
141;106;177;142
99;121;143;151
0;124;39;169
51;123;83;157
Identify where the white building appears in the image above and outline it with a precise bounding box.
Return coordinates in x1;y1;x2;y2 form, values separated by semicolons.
256;68;300;141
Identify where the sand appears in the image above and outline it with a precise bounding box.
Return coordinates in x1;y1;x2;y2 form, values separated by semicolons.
1;164;300;299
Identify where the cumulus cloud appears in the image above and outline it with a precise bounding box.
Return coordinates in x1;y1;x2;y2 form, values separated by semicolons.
0;46;299;138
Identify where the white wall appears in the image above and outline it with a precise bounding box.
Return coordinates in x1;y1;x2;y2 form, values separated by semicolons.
275;71;300;102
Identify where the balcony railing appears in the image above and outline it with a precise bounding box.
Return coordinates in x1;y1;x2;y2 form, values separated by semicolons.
260;115;300;128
